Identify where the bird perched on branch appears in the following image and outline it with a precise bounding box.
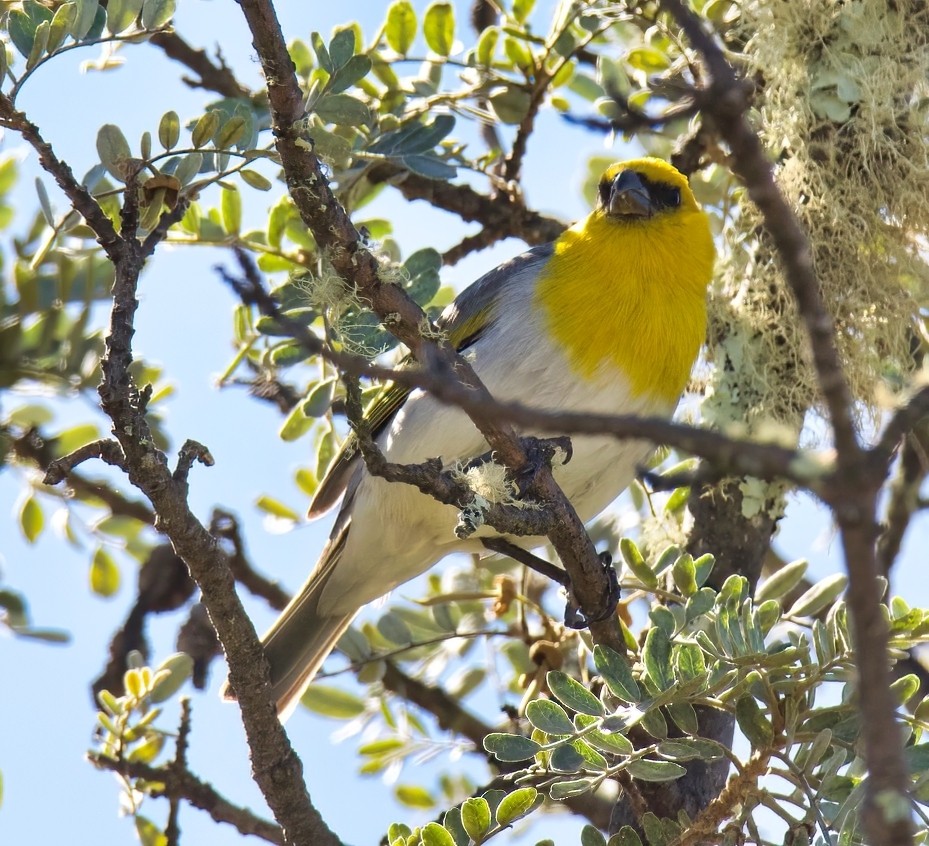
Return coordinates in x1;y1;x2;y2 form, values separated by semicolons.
226;158;715;718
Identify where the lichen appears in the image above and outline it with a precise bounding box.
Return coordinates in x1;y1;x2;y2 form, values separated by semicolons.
708;0;929;435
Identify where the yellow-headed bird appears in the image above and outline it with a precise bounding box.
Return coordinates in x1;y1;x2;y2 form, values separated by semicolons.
230;158;714;717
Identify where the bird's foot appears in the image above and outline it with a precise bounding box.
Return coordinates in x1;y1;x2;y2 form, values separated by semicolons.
563;551;621;629
512;435;573;496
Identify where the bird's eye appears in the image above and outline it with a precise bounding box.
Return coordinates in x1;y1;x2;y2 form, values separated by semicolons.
598;179;612;208
652;185;681;209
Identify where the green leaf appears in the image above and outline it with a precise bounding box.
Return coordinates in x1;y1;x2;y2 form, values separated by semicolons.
547;671;604;716
327;54;372;94
311;32;332;73
671;553;697;596
610;827;644;846
666;702;699;735
581;825;607;846
495;787;538;826
512;0;536;23
47;3;77;51
19;494;44;543
525;699;574;735
191;111;220;148
483;732;541;762
489;87;532;125
135;816;167;846
140;0;175;29
476;26;498;65
625;759;686;782
315;93;370;126
240;168;273;191
550;743;586;772
550;778;595;799
90;547;120;597
25;19;49;70
735;695;774;748
643;626;672;691
216;115;248;149
377;611;412;645
149;652;193;703
593;645;640;702
692;554;715;587
404;247;442;304
626;47;670;72
787;573;847;617
96;124;132;181
0;590;28;628
9;9;41;57
221;185;242;234
386;0;417;54
420;822;455;846
173;152;203;186
756;558;808;602
423;1;455;56
674;642;706;682
396;785;436;809
620;538;658;589
300;684;366;718
107;0;142;34
255;494;299;522
301;379;335;417
72;0;100;40
461;797;491;842
328;27;356;70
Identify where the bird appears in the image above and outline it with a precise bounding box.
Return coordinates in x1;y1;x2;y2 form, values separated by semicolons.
226;157;715;717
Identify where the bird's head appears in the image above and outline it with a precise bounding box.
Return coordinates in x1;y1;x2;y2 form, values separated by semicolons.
595;158;699;223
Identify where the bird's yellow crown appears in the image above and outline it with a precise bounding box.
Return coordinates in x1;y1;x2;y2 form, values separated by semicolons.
535;157;715;402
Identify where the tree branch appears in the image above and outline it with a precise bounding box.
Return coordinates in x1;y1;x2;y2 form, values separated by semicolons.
88;751;284;844
659;3;914;843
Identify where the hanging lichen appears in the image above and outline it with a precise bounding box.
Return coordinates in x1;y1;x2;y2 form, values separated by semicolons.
706;0;929;434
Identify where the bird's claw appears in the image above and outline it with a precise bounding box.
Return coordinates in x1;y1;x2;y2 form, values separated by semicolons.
513;435;573;496
563;551;621;629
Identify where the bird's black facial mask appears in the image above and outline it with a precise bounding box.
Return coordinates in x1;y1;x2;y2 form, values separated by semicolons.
601;170;683;220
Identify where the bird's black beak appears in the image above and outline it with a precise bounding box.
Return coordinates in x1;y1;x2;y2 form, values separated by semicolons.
607;170;653;219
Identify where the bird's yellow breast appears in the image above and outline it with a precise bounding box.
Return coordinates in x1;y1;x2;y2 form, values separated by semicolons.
534;207;714;402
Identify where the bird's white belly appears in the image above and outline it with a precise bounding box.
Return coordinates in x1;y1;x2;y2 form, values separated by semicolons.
318;322;675;616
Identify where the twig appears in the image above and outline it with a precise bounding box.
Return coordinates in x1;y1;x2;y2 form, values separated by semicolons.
149;31;251;98
210;509;292;610
88;752;284;845
366;160;565;249
43;438;128;484
173;440;215;486
165;699;194;846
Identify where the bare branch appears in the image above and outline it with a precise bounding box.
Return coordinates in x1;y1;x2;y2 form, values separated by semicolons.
149;31;251;98
43;438;127;484
88;752;284;845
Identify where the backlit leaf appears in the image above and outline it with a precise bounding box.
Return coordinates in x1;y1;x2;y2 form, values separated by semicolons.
495;787;538;826
386;0;417;55
90;547;120;597
19;495;43;543
423;2;455;56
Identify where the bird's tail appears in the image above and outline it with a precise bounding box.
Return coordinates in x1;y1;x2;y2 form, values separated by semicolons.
222;536;355;720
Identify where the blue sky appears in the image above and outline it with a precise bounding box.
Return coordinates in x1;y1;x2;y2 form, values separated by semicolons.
2;2;928;845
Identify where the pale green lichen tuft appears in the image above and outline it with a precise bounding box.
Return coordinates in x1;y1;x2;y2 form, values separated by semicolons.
708;0;929;435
